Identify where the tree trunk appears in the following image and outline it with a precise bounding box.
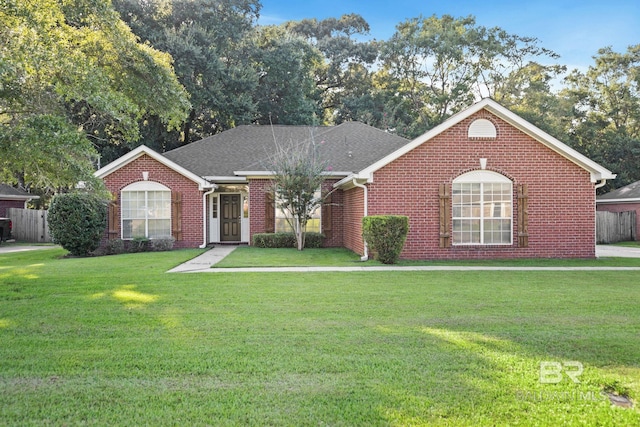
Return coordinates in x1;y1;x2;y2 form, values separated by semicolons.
295;218;305;251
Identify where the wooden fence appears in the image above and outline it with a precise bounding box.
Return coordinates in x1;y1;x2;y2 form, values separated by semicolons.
6;208;51;243
596;210;636;244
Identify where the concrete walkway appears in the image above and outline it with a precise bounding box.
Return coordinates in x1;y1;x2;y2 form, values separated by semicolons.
0;243;59;254
167;244;640;273
596;244;640;258
168;245;239;272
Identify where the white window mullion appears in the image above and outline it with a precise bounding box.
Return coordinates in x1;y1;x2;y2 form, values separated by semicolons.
144;191;149;238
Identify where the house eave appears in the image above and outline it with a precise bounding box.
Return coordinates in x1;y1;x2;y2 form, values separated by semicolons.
95;145;213;191
233;171;353;180
203;176;248;184
596;198;640;204
0;194;40;201
334;174;370;190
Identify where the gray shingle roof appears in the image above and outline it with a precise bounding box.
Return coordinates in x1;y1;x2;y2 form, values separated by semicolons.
597;180;640;201
162;122;409;178
0;184;37;199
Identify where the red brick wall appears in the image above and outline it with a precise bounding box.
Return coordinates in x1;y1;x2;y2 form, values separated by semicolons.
361;111;597;259
321;179;343;248
0;200;25;217
102;154;204;248
597;202;640;241
248;179;273;244
342;186;365;255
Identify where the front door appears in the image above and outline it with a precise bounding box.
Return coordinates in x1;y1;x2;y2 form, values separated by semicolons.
221;194;241;241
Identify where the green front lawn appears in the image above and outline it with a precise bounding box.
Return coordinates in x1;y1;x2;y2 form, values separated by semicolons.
1;249;639;425
215;245;640;268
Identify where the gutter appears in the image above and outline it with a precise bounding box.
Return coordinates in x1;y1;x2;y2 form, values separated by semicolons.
594;179;608;190
352;178;369;261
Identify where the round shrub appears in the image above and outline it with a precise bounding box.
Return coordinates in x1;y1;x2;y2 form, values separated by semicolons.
48;192;107;256
362;215;409;264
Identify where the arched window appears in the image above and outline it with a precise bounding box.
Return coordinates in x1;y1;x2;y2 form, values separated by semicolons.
452;171;512;245
121;181;171;239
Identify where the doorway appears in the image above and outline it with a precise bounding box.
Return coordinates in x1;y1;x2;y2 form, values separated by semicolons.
220;194;242;241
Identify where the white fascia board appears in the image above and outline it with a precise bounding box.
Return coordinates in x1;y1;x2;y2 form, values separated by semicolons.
233;171;276;179
0;195;39;201
203;176;248;183
353;98;616;183
481;102;616;182
234;171;352;179
334;174;355;189
94;145;213;190
596;198;640;204
333;174;370;190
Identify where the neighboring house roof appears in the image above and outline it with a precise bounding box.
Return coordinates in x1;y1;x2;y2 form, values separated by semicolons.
337;98;616;187
162;121;409;180
0;184;39;201
94;145;213;190
597;180;640;203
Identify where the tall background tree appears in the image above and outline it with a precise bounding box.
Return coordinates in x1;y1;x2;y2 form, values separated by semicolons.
0;0;190;198
250;25;323;125
112;0;260;155
378;15;562;138
561;45;640;190
4;0;638;197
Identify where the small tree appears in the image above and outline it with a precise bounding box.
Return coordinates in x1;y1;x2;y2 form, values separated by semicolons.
48;192;107;256
268;132;330;250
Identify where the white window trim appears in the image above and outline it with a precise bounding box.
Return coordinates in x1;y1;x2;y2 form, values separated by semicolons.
121;181;171;240
452;171;513;246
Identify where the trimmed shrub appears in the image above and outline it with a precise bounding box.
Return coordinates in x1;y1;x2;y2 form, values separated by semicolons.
303;232;325;249
48;192;107;257
362;215;409;264
150;237;175;252
252;232;325;249
97;237;174;255
104;238;125;255
128;237;150;253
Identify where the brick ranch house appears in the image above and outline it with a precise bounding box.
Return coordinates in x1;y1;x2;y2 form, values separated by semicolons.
95;98;615;259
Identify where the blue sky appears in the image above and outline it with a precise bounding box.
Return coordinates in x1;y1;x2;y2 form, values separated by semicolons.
258;0;640;72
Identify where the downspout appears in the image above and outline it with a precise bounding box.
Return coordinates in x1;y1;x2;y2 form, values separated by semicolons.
593;178;607;253
200;186;217;249
352;178;369;261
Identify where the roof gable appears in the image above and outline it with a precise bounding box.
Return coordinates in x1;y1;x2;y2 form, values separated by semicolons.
94;145;212;190
348;98;615;184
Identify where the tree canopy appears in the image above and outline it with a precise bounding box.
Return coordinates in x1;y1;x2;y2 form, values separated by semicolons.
0;0;189;195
